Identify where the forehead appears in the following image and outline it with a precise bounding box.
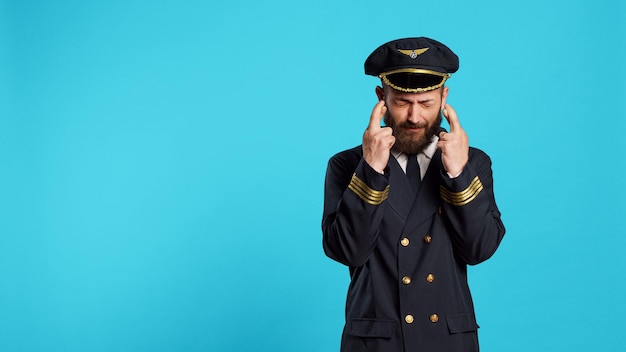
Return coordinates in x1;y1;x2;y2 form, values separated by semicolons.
387;86;442;101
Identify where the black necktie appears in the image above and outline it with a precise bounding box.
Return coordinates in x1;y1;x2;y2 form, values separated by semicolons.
406;154;421;194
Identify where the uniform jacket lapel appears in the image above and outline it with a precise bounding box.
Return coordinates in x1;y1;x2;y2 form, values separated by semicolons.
386;156;416;221
404;150;443;231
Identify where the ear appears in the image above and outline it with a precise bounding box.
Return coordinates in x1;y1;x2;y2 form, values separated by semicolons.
441;86;449;106
375;86;385;101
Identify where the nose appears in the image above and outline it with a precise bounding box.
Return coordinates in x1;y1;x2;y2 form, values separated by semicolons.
407;103;420;123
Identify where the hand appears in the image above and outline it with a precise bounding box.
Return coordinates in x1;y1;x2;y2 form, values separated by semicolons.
437;104;469;177
363;100;395;174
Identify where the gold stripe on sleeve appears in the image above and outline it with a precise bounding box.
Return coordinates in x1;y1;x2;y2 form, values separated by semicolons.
348;174;389;205
440;176;484;206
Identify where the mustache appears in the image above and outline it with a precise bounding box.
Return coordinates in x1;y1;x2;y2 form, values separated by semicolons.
398;121;428;129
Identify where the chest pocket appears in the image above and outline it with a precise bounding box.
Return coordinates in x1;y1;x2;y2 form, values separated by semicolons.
446;313;479;333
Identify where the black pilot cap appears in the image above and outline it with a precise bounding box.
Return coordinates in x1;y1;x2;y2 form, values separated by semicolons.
364;37;459;93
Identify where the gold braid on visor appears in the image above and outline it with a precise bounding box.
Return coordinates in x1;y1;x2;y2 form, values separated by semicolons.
380;68;451;93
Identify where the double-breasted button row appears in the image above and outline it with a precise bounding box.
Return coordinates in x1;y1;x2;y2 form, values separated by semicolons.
402;274;434;284
400;235;432;247
404;314;439;324
403;274;435;284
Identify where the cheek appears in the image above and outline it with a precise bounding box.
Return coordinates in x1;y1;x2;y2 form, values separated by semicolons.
385;107;404;124
424;108;441;123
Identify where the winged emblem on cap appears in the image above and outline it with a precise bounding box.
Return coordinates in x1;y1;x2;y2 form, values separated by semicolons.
398;48;429;59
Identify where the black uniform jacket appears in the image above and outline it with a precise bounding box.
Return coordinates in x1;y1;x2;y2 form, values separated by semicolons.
322;145;505;352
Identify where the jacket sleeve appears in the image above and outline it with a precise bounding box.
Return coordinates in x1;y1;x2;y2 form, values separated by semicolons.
439;148;506;265
322;150;390;267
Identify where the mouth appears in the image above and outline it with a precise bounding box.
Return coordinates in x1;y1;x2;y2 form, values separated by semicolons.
402;125;425;133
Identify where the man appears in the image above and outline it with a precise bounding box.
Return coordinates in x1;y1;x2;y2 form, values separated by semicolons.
322;37;505;352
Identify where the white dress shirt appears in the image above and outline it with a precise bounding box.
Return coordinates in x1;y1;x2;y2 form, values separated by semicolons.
391;135;460;179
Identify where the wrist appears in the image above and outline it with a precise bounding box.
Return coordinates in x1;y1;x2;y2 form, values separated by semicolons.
363;157;386;174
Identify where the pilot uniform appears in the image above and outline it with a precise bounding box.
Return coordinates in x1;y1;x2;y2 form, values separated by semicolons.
322;37;505;352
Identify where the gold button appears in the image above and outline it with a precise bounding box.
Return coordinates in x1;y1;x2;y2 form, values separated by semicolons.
430;314;439;323
426;274;435;283
402;276;412;285
424;235;432;243
400;237;410;247
405;314;414;324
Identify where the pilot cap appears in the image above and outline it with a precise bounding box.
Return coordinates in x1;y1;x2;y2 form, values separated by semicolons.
364;37;459;92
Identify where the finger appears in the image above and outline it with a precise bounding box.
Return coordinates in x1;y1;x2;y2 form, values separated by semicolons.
380;125;393;135
442;104;462;133
368;100;387;130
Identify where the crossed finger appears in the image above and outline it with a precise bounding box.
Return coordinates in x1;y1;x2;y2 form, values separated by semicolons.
367;100;387;130
442;104;462;133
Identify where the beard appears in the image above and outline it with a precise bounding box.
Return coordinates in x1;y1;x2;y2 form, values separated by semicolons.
384;110;443;155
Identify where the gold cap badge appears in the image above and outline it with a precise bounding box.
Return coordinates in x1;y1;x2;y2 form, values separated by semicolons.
397;48;429;59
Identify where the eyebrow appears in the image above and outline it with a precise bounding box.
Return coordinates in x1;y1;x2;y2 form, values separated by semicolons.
395;96;435;104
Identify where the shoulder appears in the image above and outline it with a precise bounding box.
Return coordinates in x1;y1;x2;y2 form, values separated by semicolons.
325;146;364;183
328;145;363;169
467;147;496;177
468;146;492;164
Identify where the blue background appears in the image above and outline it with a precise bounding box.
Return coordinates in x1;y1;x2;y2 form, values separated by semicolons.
1;1;625;351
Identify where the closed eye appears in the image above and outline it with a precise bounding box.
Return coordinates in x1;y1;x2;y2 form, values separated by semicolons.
418;99;435;108
392;98;411;107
